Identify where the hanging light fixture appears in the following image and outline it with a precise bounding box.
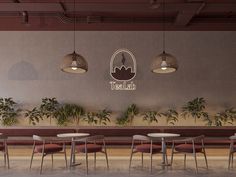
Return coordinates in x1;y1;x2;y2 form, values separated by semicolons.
61;0;88;74
151;0;178;74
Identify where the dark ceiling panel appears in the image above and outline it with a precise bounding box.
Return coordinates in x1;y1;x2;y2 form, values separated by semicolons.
0;0;235;31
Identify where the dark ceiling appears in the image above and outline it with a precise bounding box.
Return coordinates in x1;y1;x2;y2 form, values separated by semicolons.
0;0;236;31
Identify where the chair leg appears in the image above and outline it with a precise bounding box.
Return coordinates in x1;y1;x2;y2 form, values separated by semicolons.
105;151;109;170
86;152;89;175
40;154;45;174
51;154;54;168
232;153;234;168
184;154;186;169
129;152;133;172
141;153;144;168
228;153;232;170
193;153;198;173
64;150;68;168
94;153;96;170
170;152;174;166
3;153;6;167
30;152;34;169
70;142;74;168
6;151;10;169
203;152;208;169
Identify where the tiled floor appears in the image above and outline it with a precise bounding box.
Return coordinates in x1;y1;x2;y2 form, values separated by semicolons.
0;154;236;177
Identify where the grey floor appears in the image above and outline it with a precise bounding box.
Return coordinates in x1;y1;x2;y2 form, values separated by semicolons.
0;156;236;177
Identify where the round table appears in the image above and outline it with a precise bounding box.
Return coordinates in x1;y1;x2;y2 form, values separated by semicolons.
57;133;90;166
147;133;180;167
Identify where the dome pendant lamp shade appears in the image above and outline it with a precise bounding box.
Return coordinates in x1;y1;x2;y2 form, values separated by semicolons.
151;0;178;74
61;51;88;74
60;0;88;74
151;51;178;74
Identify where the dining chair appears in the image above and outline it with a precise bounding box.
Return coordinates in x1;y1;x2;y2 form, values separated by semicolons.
0;134;10;169
170;135;208;173
129;135;162;173
228;134;236;169
73;135;109;174
30;135;67;174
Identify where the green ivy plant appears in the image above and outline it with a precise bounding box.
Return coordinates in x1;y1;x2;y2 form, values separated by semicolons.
25;107;43;125
96;109;111;125
213;108;236;126
83;112;98;125
0;98;21;126
116;104;139;126
161;109;179;125
40;98;59;124
181;97;211;125
142;111;161;125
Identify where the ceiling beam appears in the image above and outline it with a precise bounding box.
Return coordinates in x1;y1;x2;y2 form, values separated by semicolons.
175;3;205;26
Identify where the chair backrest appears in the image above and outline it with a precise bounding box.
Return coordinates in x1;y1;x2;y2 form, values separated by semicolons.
33;135;44;141
0;134;7;140
230;135;236;140
192;135;205;142
133;135;150;141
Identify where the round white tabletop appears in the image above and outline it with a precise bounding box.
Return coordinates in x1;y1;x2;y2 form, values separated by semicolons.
147;133;180;138
57;133;90;138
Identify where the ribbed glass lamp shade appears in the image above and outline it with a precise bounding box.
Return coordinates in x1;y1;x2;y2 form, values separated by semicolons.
61;51;88;74
151;51;178;74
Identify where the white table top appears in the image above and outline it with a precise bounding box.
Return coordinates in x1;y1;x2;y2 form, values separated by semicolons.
57;133;90;138
147;133;180;138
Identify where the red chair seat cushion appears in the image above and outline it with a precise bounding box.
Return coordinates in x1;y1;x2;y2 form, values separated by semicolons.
0;144;5;151
135;144;162;153
34;144;63;153
76;144;103;153
175;144;202;153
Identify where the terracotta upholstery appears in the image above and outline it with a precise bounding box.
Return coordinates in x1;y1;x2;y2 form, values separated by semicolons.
76;144;103;153
135;144;162;153
0;144;4;151
34;144;63;153
175;144;203;153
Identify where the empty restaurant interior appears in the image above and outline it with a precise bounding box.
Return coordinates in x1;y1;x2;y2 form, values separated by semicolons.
0;0;236;177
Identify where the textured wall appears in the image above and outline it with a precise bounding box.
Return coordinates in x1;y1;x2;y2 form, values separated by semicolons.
0;31;235;112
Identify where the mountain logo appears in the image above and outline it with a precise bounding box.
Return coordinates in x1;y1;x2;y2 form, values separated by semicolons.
109;49;137;90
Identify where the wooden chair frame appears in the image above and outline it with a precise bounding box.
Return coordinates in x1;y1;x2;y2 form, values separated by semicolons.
228;135;236;169
30;135;67;174
72;135;109;175
129;135;162;173
170;135;208;173
0;135;9;169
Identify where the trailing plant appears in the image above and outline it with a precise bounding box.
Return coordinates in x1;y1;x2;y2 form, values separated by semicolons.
181;97;210;123
0;98;21;126
116;104;139;126
25;107;43;125
54;105;71;126
142;111;161;125
40;97;59;124
96;109;111;125
213;108;236;126
161;109;179;125
67;104;85;125
83;112;98;125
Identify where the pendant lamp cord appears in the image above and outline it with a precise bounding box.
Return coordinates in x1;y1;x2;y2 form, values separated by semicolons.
73;0;76;52
162;0;165;53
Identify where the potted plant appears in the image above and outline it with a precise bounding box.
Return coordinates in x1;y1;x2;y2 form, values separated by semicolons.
96;109;111;125
54;105;71;126
181;97;211;124
161;108;179;125
142;111;161;125
83;112;98;125
40;97;59;125
213;108;236;126
25;107;43;125
67;104;85;125
116;104;139;126
0;98;21;126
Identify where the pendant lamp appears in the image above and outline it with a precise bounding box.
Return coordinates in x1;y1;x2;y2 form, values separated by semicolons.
61;0;88;74
151;0;178;74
